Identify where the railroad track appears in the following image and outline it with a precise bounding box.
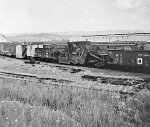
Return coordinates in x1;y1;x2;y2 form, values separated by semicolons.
0;69;149;97
0;70;73;84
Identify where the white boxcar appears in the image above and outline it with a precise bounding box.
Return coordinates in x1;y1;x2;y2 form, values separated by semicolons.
16;45;27;58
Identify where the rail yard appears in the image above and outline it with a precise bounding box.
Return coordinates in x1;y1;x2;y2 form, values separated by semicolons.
0;55;149;91
0;53;150;126
1;0;150;125
0;33;150;127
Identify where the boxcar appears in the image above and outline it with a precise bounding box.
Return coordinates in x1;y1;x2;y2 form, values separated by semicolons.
27;44;43;59
0;43;16;57
16;45;27;58
34;45;67;62
0;43;28;58
107;49;150;74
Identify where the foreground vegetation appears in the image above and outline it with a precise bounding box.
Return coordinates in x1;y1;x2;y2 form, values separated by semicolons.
0;77;150;127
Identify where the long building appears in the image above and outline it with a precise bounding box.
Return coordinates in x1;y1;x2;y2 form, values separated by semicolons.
70;33;150;43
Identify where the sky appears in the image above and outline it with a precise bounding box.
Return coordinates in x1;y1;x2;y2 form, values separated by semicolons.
0;0;150;34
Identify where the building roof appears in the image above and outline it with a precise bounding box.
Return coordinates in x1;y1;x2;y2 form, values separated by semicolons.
82;32;150;37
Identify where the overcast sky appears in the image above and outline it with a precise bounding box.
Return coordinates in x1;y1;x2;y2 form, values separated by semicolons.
0;0;150;34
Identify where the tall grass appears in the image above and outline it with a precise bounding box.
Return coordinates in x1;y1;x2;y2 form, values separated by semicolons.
0;77;150;127
0;100;77;127
122;90;150;127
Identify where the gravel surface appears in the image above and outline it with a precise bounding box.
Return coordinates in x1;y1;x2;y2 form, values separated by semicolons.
0;56;149;94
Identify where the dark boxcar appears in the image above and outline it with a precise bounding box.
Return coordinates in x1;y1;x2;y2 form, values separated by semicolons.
108;50;150;74
35;46;66;62
35;48;51;59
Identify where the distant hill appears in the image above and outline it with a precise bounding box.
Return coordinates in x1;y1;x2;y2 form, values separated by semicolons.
52;30;150;35
6;30;150;42
6;33;69;42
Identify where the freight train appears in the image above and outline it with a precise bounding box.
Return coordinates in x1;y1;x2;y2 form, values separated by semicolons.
34;41;108;68
0;41;150;74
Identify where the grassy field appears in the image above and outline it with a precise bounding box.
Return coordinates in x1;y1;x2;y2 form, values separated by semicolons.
0;77;150;127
